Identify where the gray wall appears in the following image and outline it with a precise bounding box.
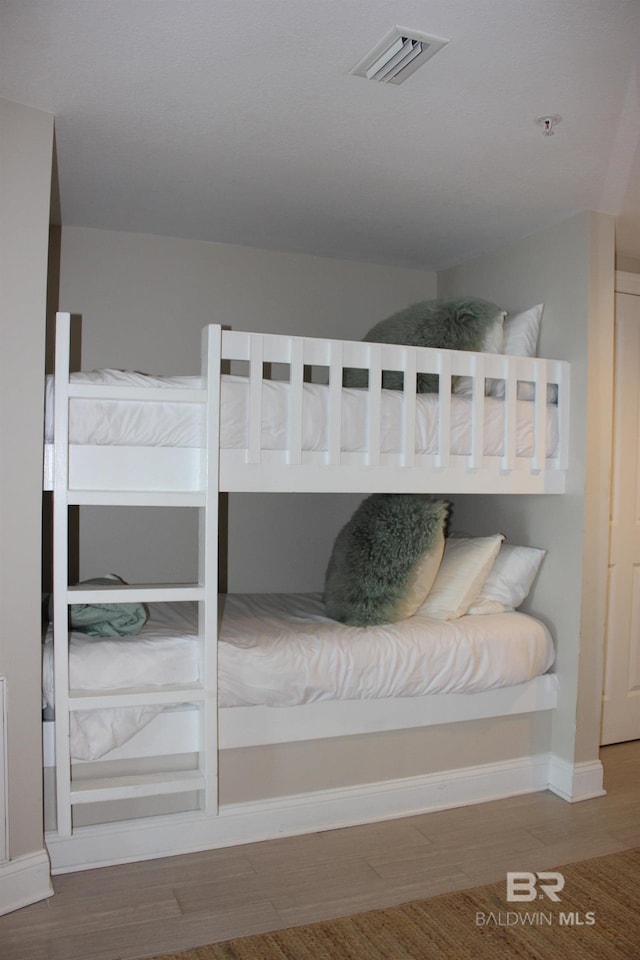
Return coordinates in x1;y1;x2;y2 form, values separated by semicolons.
438;210;615;768
0;100;53;864
58;226;438;592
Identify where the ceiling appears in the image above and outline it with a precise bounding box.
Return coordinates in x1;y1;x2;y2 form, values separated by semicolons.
2;0;640;271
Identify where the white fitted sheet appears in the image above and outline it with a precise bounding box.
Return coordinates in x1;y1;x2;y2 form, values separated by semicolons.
43;595;555;760
44;369;560;457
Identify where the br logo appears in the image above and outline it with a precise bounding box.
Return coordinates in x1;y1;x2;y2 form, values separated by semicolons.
506;871;565;902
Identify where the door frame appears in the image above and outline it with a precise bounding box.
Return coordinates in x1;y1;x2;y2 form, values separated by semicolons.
601;270;640;744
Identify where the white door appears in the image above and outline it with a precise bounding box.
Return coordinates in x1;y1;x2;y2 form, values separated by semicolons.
601;287;640;744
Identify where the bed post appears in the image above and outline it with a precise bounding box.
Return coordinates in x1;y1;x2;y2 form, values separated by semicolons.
201;324;222;815
52;312;73;837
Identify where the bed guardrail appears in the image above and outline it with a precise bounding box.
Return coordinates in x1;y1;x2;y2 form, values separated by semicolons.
43;320;569;497
219;328;569;494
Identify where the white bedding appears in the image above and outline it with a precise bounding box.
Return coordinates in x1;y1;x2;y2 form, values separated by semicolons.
44;369;560;457
42;595;555;761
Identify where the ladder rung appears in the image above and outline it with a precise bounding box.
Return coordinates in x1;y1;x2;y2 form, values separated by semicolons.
69;686;205;709
67;582;204;603
67;490;206;506
67;384;206;404
70;770;205;804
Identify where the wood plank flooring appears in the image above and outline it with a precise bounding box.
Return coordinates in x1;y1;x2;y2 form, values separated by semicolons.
1;741;639;960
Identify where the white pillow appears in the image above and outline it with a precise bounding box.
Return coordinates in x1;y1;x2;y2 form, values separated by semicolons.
452;310;506;397
393;527;446;621
466;544;546;615
492;304;544;400
491;303;544;400
417;534;504;620
503;304;544;357
505;304;557;402
516;380;558;404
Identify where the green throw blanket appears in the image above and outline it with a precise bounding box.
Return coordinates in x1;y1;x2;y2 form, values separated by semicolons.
70;599;148;637
66;575;149;638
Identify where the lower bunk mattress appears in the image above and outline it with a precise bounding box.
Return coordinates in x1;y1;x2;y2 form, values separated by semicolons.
43;594;555;762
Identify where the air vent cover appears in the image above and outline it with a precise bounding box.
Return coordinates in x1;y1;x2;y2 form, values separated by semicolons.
351;26;449;85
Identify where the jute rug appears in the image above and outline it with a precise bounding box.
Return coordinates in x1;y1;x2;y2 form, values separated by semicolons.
149;846;640;959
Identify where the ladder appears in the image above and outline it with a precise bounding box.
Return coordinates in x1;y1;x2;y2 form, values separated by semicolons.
51;313;220;836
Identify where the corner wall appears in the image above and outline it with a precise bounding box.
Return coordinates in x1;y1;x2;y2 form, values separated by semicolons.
0;99;55;912
437;210;615;773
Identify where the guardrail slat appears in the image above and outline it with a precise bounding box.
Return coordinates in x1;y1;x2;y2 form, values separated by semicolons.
367;345;382;466
401;347;416;467
327;340;343;465
436;351;451;469
247;335;263;463
288;337;304;465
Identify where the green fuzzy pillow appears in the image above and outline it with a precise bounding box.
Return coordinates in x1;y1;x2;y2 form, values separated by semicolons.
324;494;449;626
344;297;503;392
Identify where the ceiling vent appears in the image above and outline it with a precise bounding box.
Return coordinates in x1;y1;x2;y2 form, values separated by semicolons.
351;26;449;85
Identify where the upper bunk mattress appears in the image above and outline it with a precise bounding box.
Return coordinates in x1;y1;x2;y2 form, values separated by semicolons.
44;369;560;457
42;594;555;760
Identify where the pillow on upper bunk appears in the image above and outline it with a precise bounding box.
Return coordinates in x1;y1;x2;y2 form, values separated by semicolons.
451;309;507;397
324;494;449;627
466;544;546;615
502;303;544;359
489;304;557;402
343;298;504;393
417;534;504;620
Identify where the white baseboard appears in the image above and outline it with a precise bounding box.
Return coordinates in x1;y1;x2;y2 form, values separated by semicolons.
47;752;552;874
0;849;53;916
547;755;606;802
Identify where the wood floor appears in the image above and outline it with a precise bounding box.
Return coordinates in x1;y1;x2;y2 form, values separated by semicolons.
2;741;639;960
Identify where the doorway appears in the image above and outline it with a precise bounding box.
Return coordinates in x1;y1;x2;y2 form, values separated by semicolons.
601;275;640;744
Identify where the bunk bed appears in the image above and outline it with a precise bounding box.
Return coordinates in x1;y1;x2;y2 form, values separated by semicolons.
42;312;570;873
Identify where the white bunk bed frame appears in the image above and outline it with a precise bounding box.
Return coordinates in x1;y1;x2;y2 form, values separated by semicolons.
43;312;569;873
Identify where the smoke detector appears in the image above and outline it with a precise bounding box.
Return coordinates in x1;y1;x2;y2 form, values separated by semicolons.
536;115;562;136
351;26;450;85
